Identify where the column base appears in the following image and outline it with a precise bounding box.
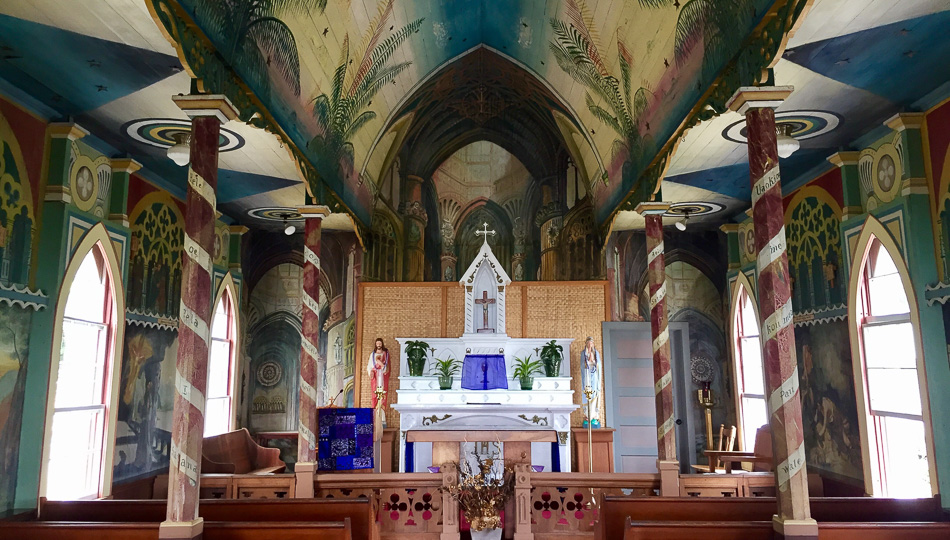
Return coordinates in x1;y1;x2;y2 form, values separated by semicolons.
159;518;204;539
773;516;818;540
657;459;680;497
295;461;316;498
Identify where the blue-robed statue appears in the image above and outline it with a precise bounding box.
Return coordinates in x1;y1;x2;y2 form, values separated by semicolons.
581;336;602;428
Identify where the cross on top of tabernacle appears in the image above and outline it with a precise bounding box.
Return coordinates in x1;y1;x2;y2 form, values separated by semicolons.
475;222;495;245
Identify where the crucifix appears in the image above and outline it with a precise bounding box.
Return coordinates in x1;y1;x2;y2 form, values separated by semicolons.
475;222;495;244
474;290;495;333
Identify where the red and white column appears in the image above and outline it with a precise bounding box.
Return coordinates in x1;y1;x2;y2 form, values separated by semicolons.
161;95;237;539
727;87;815;539
636;202;678;495
294;204;329;498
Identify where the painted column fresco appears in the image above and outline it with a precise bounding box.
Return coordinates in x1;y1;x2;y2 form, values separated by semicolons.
403;175;427;281
161;95;237;539
297;205;329;464
728;87;814;535
637;204;676;463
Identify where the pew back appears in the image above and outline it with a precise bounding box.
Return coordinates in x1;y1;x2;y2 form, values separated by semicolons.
0;519;353;540
621;519;950;540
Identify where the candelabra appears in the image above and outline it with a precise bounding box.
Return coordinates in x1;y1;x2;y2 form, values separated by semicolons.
583;385;594;473
697;382;714;451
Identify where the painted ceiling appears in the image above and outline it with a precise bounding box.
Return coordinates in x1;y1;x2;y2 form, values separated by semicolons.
0;0;947;235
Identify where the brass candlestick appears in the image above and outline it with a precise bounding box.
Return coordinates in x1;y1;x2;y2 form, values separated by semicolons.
583;385;594;473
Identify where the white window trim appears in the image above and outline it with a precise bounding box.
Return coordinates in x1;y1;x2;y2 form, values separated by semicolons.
211;272;241;433
729;273;764;452
846;219;937;497
39;224;125;499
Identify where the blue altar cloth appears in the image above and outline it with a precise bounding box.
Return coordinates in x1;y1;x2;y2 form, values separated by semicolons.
317;407;374;471
461;354;508;390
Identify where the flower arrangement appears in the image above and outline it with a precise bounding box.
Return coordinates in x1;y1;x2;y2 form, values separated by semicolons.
441;451;514;531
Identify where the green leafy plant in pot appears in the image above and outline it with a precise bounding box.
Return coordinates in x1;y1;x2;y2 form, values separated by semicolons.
404;340;430;376
512;355;543;391
434;357;459;390
540;340;563;377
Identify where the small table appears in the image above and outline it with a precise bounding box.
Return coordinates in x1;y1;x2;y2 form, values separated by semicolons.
572;427;615;472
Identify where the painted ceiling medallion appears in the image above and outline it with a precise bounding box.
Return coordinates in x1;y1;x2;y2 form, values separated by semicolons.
122;118;245;152
247;207;303;222
665;201;724;218
721;110;842;144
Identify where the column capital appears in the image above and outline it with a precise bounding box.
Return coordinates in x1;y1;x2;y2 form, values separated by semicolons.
826;151;861;168
719;223;740;233
228;225;250;235
48;122;89;140
635;202;670;215
110;157;142;174
172;94;239;123
885;112;925;132
726;86;794;115
405;174;425;185
297;205;331;219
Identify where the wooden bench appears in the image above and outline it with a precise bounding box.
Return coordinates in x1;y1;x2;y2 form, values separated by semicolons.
598;495;947;540
201;428;285;474
37;498;374;540
621;519;950;540
0;519;353;540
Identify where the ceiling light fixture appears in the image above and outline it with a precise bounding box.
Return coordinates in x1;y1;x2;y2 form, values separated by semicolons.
775;123;800;158
166;132;191;166
275;211;297;235
675;211;689;231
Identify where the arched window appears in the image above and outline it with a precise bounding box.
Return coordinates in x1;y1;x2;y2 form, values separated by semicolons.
732;284;767;452
45;243;118;500
856;238;930;497
205;288;237;436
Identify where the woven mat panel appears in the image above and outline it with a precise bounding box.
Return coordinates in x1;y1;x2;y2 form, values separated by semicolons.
505;285;523;338
445;286;465;337
522;283;607;426
359;285;444;427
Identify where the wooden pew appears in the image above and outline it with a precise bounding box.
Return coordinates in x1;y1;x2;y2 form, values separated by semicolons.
201;428;286;474
621;519;950;540
597;495;947;540
0;519;353;540
37;498;374;540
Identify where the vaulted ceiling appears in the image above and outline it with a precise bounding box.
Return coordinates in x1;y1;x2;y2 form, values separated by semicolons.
1;0;948;236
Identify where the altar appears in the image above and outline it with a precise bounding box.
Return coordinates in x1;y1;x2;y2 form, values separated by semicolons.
392;224;578;472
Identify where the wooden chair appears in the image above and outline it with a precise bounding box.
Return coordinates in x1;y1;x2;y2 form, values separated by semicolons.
705;424;773;474
691;424;736;473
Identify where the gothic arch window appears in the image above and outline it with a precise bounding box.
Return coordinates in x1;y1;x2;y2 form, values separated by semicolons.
368;212;399;281
205;277;239;436
457;206;512;274
731;281;766;452
854;236;932;497
41;226;124;500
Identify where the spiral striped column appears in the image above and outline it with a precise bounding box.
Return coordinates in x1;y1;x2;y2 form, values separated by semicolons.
161;95;237;539
728;87;815;538
297;205;329;465
637;203;677;464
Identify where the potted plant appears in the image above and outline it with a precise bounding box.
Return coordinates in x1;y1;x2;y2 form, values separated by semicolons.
433;357;459;390
442;452;514;539
540;339;563;377
404;340;430;376
512;355;543;390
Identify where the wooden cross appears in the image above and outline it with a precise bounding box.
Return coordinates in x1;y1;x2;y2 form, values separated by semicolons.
475;222;495;244
474;290;495;331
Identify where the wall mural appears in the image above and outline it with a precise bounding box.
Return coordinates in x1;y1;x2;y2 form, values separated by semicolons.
113;325;177;483
795;320;863;481
0;303;31;512
0;108;36;287
786;193;844;312
128;191;184;317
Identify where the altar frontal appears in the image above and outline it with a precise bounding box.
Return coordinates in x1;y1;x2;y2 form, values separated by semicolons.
355;224;609;472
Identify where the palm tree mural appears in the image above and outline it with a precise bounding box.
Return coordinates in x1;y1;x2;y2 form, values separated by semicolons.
193;0;327;96
307;0;422;181
638;0;755;67
550;0;654;170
